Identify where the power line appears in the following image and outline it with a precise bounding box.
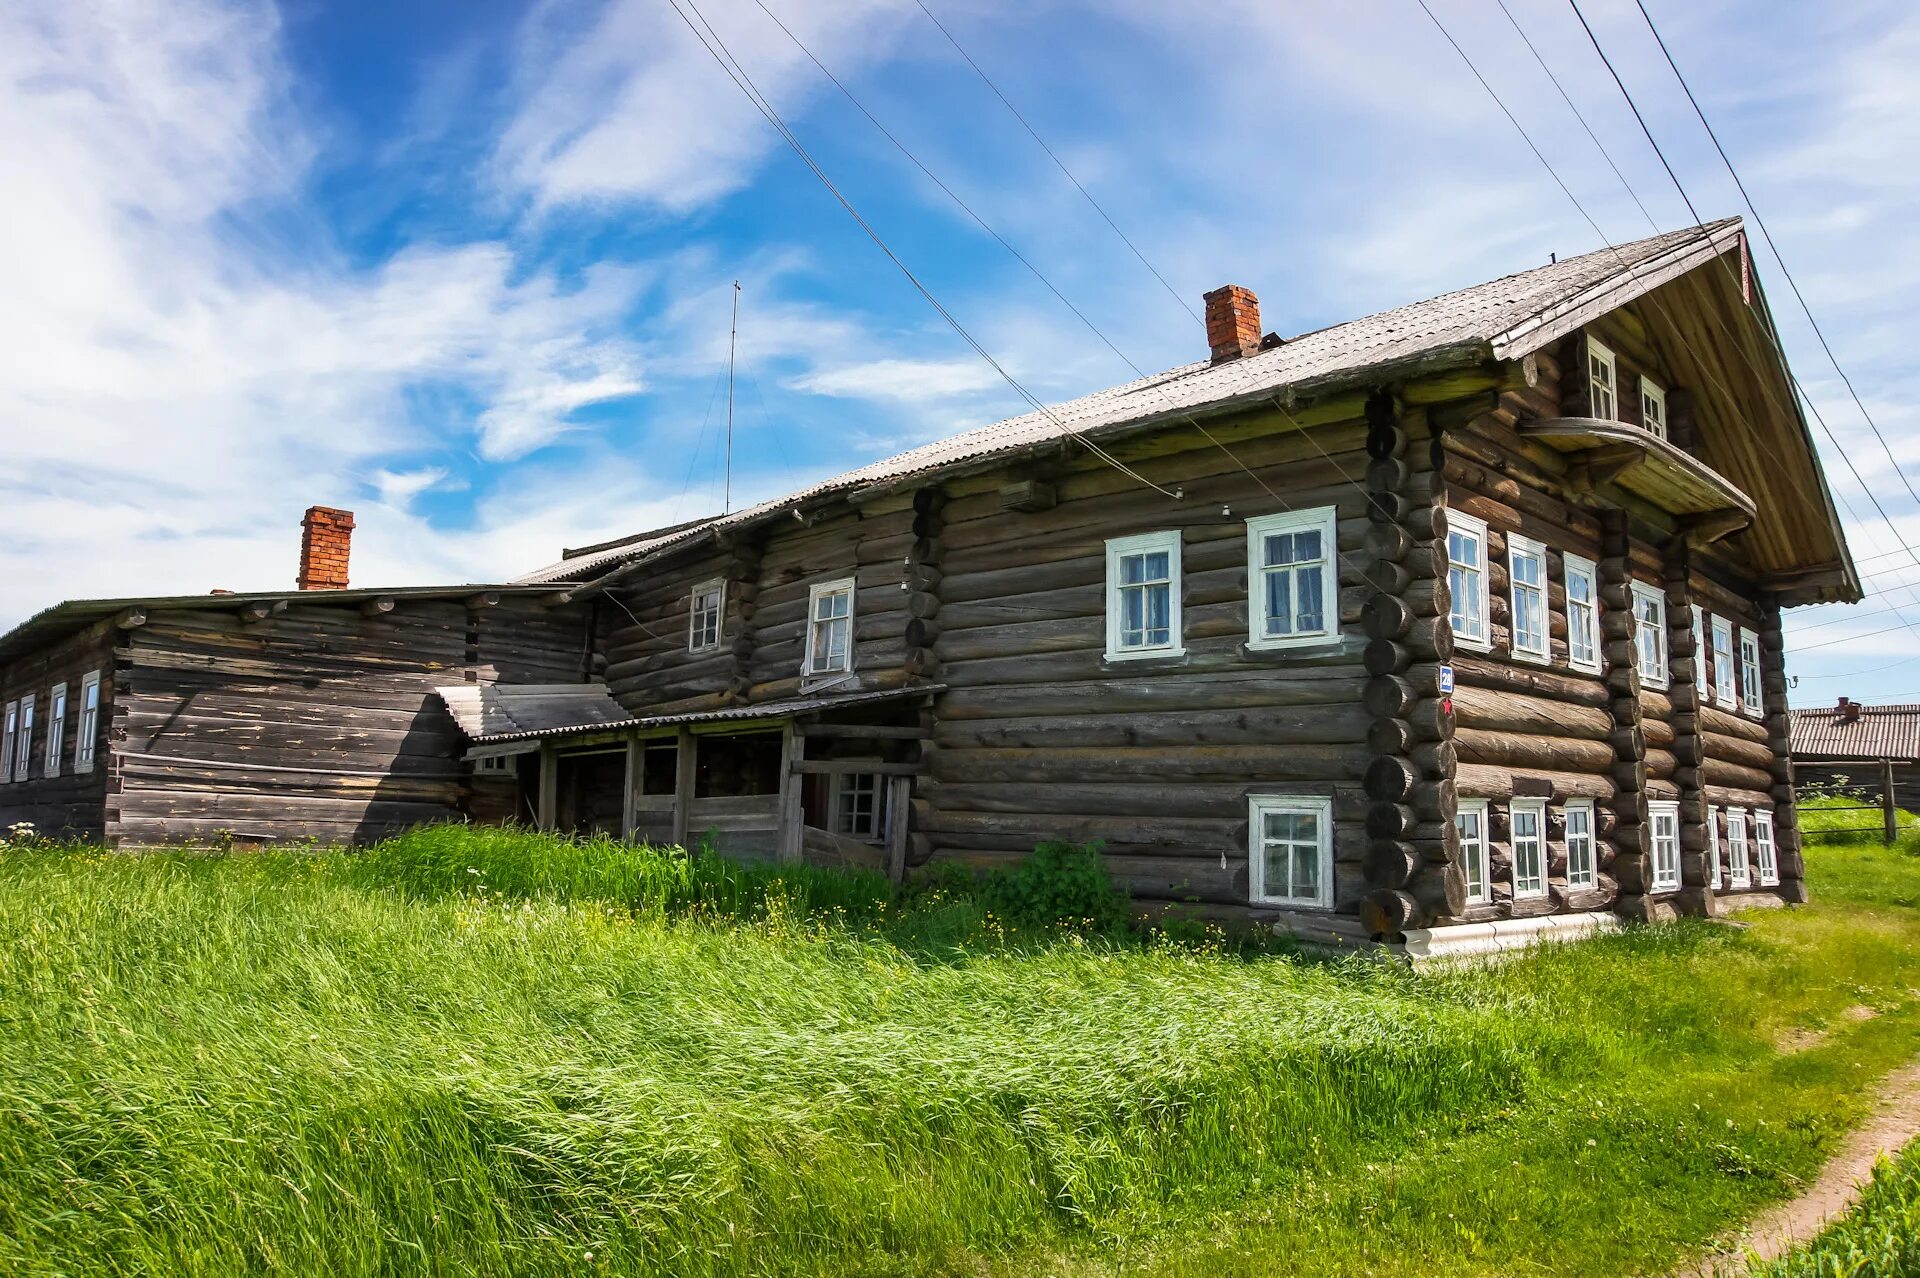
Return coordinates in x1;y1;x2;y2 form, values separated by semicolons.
1631;0;1920;515
911;0;1201;326
662;0;1179;500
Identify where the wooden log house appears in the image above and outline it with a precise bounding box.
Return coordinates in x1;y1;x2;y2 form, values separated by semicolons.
0;219;1859;956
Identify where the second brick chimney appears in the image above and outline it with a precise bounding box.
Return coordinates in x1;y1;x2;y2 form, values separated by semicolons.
1204;284;1262;364
298;506;355;591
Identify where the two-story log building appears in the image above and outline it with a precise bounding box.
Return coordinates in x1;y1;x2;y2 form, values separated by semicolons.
0;219;1857;956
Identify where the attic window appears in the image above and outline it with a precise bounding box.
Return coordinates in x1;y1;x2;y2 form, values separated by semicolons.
805;579;856;675
1640;377;1668;439
1587;337;1618;421
689;579;725;653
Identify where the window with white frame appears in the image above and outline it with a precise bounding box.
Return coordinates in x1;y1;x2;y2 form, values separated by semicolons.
1691;604;1706;680
689;579;725;653
1708;806;1723;890
1446;511;1490;649
804;579;856;675
475;754;515;774
1727;809;1751;889
832;772;884;842
0;700;15;785
11;694;33;784
1105;531;1182;660
1511;798;1548;898
1739;630;1763;715
1711;616;1737;710
1564;553;1601;673
1246;508;1337;649
1755;810;1779;886
44;683;67;779
1457;799;1491;905
1587;336;1618;421
1640;376;1668;439
1249;795;1333;909
75;671;102;774
1566;799;1597;890
1508;535;1549;662
1649;800;1681;892
1632;583;1669;688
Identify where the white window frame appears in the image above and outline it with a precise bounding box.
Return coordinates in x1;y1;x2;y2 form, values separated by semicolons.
44;682;67;779
1587;336;1619;421
1711;615;1737;710
1564;552;1601;674
1457;798;1492;906
1708;806;1723;890
1446;510;1491;652
1755;810;1779;886
1566;799;1597;891
1640;376;1668;439
1510;798;1549;899
1245;507;1338;650
1507;534;1550;663
1649;800;1681;892
0;700;15;785
1726;808;1751;889
830;770;885;843
1632;582;1669;689
1739;629;1763;716
804;578;857;676
688;578;726;654
1248;794;1334;910
74;670;102;774
11;694;33;784
1105;530;1183;661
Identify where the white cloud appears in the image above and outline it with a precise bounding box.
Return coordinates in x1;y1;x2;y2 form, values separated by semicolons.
495;0;911;211
786;356;1000;400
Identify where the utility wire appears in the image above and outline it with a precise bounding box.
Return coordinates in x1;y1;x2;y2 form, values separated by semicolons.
911;0;1201;326
1631;0;1920;513
663;0;1179;499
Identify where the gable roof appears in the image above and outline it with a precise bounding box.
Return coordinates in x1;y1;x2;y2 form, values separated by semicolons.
1791;703;1920;762
520;219;1769;586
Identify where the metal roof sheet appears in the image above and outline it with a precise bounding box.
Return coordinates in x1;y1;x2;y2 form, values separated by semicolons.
1790;704;1920;761
437;683;941;744
516;220;1745;586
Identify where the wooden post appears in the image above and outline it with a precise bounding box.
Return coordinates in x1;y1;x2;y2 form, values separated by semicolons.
885;774;911;884
777;721;805;863
1884;757;1898;846
672;728;696;850
621;735;641;843
536;743;558;833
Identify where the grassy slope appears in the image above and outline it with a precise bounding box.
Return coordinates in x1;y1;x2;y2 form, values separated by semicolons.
0;825;1917;1277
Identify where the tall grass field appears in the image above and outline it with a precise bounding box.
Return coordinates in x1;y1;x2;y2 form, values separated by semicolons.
1;817;1918;1276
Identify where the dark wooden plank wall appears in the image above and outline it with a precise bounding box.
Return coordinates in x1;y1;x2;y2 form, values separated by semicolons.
0;619;117;840
110;598;591;847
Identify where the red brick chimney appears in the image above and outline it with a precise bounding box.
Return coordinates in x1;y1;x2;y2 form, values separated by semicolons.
1204;284;1262;364
297;506;354;591
1837;696;1862;724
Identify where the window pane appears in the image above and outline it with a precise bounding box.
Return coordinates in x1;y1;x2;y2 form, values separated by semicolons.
1265;571;1292;635
1291;844;1318;899
1295;566;1323;633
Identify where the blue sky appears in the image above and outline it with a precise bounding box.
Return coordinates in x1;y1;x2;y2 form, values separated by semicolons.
2;0;1917;705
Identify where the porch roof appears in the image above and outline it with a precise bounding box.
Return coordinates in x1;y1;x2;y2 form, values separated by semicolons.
436;683;941;746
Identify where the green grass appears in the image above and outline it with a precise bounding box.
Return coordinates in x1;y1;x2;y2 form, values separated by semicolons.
0;825;1918;1276
1749;1141;1920;1277
1796;791;1920;852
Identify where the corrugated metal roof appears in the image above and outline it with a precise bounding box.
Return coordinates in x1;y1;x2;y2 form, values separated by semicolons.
1790;704;1920;761
437;683;941;744
517;220;1745;586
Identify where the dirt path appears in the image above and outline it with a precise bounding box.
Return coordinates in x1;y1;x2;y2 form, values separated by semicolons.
1677;1057;1920;1276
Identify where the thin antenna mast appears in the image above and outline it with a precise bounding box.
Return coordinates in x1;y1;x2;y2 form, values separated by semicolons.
724;279;740;514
